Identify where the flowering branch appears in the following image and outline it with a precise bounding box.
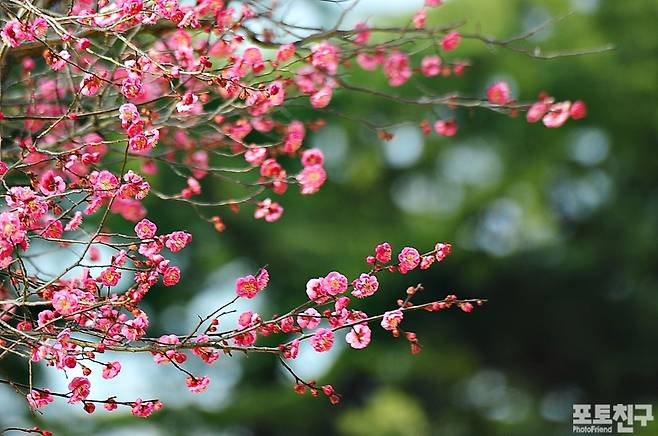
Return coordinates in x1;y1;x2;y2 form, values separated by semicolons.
0;0;600;432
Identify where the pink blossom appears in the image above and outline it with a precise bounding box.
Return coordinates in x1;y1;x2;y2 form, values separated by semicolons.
306;278;327;301
50;50;70;71
243;47;265;72
543;101;571;128
297;165;327;195
80;73;104;97
426;0;443;5
192;335;220;364
135;219;157;239
381;310;403;331
276;43;296;63
185;375;210;393
282;339;300;359
37;310;56;332
441;32;461;52
245;147;267;166
383;50;412;87
321;271;348;296
254;198;283;222
236;274;259;298
398;247;421;273
233;331;257;346
412;9;427;29
311;328;334;352
297;308;321;330
256;268;269;290
354;21;371;44
301;149;324;167
375;242;392;263
420;255;435;269
67;377;91;404
91;170;119;196
421;55;442;77
434;118;458;136
27;390;54;409
152;334;186;364
38;170;66;196
1;21;27;48
131;398;156;417
526;98;552;123
29;19;47;40
102;361;122;379
311;42;340;75
310;86;333;108
162;266;180;286
239;311;261;328
164;231;192;252
176;92;199;113
0;211;26;244
435;242;452;261
357;53;381;71
351;273;379;298
121;76;143;100
52;290;80;316
97;267;121;287
283;121;306;154
346;324;371;349
487;81;511;105
570;100;587;120
119;103;141;127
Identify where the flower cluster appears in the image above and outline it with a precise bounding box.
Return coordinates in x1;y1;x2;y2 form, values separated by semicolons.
0;0;594;431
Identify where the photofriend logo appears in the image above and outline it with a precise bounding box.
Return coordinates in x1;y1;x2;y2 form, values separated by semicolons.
572;404;654;434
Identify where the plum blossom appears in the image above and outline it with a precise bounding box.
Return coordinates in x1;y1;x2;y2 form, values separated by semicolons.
311;42;340;75
164;231;192;252
235;268;269;299
375;242;392;263
176;92;199;113
398;247;420;273
192;335;220;364
102;361;122;379
297;308;322;330
97;267;121;287
131;399;156;417
297;165;327;195
185;376;210;393
346;324;371;349
487;81;511;105
80;73;104;97
27;390;54;409
254;198;283;222
543;101;571;128
135;219;157;239
383;50;412;87
412;9;427;29
52;290;80;316
421;55;442;77
67;377;91;404
321;271;348;296
351;273;379;298
441;32;461;51
311;328;335;352
301;149;324;167
570;100;587;119
162;266;181;286
381;310;404;331
434;118;458;136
